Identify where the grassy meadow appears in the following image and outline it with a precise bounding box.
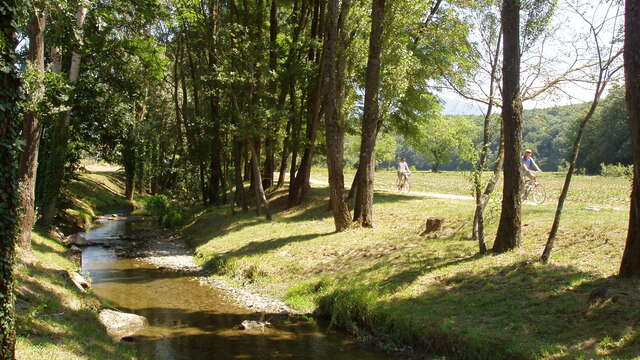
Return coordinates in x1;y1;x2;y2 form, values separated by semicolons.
185;170;639;359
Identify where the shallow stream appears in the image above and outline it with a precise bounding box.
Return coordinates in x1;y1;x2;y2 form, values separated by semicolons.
80;217;399;360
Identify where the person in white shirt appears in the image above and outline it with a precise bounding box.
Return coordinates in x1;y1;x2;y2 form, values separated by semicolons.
397;157;411;184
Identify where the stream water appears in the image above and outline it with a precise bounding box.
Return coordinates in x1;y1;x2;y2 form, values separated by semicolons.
80;217;399;360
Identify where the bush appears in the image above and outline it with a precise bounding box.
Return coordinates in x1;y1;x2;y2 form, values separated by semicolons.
142;195;186;228
600;163;632;179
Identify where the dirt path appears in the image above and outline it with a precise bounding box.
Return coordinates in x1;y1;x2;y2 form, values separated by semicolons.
278;172;474;201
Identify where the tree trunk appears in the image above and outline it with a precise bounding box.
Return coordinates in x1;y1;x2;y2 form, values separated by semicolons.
542;81;611;263
474;134;504;253
0;4;22;357
17;9;46;250
472;29;502;253
493;0;523;253
620;0;640;277
322;0;352;232
276;109;293;189
353;0;386;227
288;80;322;205
262;0;279;190
250;139;272;220
233;139;248;212
40;4;87;228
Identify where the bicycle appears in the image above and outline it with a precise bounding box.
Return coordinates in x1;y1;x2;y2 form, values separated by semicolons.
521;178;546;204
396;172;410;193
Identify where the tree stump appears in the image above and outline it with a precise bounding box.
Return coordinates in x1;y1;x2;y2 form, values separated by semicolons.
420;217;445;236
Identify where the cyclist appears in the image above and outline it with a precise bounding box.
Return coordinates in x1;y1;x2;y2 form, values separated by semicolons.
521;149;542;198
521;149;542;180
397;157;411;188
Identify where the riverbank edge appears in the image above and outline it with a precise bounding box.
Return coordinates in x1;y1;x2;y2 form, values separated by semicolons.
15;172;140;359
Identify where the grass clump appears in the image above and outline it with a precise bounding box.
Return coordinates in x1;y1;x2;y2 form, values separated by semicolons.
15;233;140;359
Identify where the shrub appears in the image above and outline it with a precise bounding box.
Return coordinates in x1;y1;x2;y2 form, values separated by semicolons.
600;163;632;179
142;195;186;228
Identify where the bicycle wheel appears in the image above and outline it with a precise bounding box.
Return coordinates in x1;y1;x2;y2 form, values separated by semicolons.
530;184;546;204
403;179;410;193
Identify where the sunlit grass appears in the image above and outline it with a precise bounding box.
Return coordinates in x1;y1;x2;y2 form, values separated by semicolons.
187;172;638;359
311;168;631;207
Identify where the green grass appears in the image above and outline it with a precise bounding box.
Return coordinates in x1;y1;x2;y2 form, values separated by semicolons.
62;172;132;230
15;233;140;359
185;171;639;359
311;168;632;207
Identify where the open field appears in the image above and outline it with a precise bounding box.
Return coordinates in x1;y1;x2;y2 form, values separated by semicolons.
184;172;639;359
311;169;632;208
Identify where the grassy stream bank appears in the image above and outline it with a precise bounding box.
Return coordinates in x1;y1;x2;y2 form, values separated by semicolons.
15;172;139;359
184;172;639;360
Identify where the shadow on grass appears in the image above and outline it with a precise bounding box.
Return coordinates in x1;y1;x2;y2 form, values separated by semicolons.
200;232;332;272
318;258;640;360
65;175;130;214
30;238;61;255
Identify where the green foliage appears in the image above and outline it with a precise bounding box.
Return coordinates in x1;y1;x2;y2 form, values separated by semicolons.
600;163;632;180
577;86;632;174
142;195;186;228
408;115;478;171
0;2;24;356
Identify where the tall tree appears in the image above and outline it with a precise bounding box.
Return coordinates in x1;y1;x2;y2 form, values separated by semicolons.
17;2;47;251
40;2;88;227
620;0;640;277
353;0;386;227
541;1;623;263
0;0;23;356
323;0;352;231
493;0;523;253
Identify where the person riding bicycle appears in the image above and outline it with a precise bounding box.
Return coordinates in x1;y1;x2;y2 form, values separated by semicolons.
521;149;542;181
521;149;542;199
397;157;411;185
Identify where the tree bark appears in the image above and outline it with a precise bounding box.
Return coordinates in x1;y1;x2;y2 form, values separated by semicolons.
40;4;87;228
262;0;279;189
474;133;504;253
288;0;322;205
0;4;22;357
233;139;248;212
620;0;640;277
493;0;523;253
250;139;272;220
353;0;386;227
17;8;46;250
322;0;352;232
207;0;224;205
472;29;502;253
